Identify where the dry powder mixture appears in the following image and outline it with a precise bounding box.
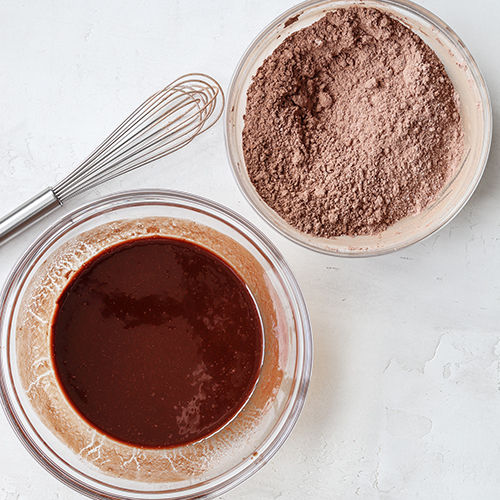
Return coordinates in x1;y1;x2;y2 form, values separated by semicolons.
242;7;464;237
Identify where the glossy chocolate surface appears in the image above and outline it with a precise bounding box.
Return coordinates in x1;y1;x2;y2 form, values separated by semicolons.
52;236;263;448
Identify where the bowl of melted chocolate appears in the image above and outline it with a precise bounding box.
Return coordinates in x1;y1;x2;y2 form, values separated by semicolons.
0;190;312;499
225;0;491;256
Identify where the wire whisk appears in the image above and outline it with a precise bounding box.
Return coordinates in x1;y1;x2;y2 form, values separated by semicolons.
0;73;224;245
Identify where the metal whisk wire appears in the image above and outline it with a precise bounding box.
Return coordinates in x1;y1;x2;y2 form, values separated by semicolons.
0;73;224;245
54;73;223;202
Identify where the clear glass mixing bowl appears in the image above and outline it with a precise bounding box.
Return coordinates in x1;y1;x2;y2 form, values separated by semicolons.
0;189;312;499
225;0;492;256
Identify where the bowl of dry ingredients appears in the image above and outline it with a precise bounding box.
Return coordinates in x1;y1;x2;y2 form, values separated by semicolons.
0;190;312;499
225;0;492;256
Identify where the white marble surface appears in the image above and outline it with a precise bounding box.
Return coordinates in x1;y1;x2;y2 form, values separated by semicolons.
0;0;499;499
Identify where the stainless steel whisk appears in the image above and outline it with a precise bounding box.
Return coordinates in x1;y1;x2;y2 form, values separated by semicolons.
0;73;224;245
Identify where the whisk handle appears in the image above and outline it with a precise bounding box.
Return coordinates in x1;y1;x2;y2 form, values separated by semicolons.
0;188;61;246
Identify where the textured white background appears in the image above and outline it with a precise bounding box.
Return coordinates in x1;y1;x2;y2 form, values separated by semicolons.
0;0;499;499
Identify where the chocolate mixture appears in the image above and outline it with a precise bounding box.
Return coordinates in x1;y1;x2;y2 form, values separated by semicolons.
51;236;263;448
243;7;464;237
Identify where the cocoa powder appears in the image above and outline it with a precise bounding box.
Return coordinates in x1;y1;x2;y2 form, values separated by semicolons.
242;7;464;237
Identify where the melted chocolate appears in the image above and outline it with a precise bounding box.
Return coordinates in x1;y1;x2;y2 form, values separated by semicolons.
51;236;263;448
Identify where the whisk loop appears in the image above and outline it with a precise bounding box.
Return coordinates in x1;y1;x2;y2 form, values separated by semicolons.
0;73;224;245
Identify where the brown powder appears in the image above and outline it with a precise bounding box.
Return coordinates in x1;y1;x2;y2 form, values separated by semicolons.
242;7;464;237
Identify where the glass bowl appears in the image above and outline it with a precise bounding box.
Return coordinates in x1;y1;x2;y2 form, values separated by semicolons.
0;189;312;499
225;0;492;256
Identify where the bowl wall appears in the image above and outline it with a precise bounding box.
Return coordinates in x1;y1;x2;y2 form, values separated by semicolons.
0;190;312;499
225;0;492;256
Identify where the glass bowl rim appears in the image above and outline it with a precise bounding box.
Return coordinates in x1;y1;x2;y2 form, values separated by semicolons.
0;188;313;500
224;0;493;257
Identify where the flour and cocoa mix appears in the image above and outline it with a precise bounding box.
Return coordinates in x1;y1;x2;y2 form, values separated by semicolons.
242;7;464;237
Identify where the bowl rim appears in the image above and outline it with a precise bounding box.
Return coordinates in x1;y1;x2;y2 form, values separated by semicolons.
0;188;313;500
224;0;493;257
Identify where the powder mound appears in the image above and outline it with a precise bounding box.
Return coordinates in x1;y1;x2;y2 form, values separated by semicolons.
242;7;464;237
